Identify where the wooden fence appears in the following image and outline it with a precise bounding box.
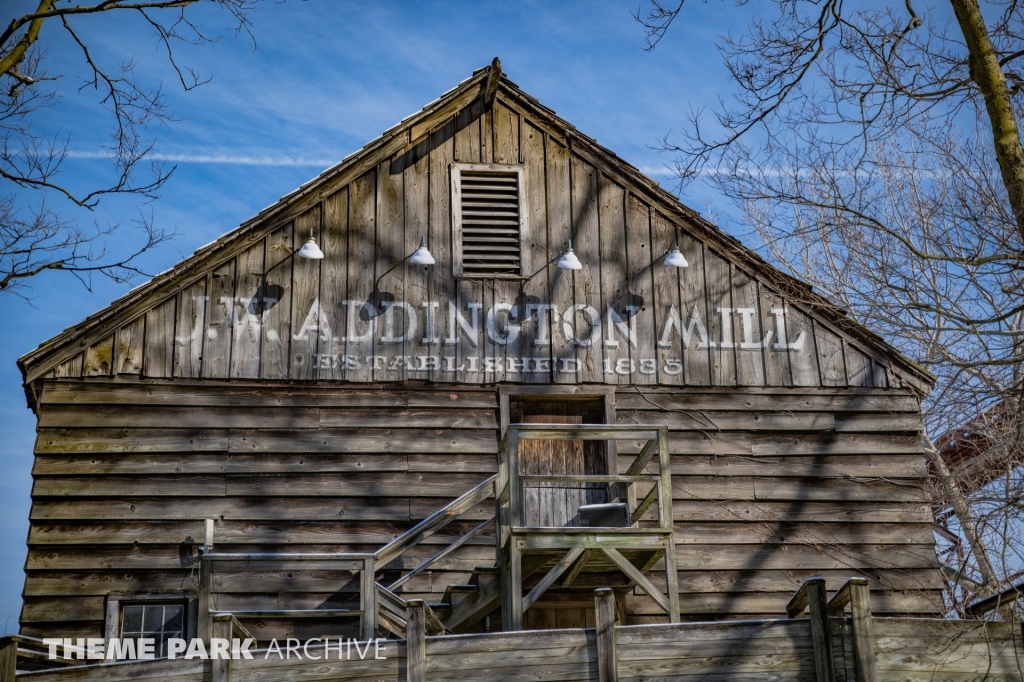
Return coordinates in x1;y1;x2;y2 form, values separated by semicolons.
6;592;1022;682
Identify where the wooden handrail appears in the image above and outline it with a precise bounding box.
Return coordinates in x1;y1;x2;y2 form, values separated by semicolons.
388;516;495;591
375;474;497;567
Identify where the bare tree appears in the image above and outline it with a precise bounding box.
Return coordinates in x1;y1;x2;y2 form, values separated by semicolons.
1;0;259;296
636;1;1024;615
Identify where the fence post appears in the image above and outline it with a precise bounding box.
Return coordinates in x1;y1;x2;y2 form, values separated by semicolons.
406;599;426;682
595;588;618;682
198;556;212;644
848;580;877;682
806;578;836;682
211;616;233;682
361;556;377;642
0;637;16;682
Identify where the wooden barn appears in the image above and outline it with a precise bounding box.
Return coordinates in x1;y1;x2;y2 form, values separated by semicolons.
8;60;1022;682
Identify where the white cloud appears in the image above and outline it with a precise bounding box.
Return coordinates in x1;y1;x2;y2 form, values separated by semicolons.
64;149;342;167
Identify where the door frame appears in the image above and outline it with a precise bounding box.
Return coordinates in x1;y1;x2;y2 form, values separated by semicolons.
497;385;617;479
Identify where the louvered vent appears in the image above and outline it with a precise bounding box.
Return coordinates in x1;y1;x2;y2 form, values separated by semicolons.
459;171;522;276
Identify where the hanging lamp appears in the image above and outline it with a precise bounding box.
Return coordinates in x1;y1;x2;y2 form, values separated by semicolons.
664;240;688;268
410;236;435;265
557;239;582;270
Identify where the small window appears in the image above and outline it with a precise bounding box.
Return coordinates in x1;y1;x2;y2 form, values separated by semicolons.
120;603;185;658
452;163;529;278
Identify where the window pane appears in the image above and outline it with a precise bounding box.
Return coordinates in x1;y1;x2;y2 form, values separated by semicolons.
163;605;183;633
142;605;164;632
122;606;143;634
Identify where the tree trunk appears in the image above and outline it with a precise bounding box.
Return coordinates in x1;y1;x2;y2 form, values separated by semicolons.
950;0;1024;240
923;436;1000;594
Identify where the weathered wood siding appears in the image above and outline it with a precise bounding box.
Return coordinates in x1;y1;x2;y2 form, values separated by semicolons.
47;97;897;391
22;381;941;637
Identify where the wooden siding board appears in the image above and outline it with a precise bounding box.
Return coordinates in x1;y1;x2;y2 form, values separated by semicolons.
598;172;629;385
546;137;576;383
260;223;294;380
375;157;408;383
83;334;114;378
288;206;322;381
569;155;602;383
704;247;736;386
731;266;766;386
318;188;348;380
427;117;457;383
115;317;145;375
521;121;550;384
142;297;175;378
229;241;266;379
203;259;235;379
343;170;377;382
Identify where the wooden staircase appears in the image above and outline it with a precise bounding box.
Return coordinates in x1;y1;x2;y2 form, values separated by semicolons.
196;424;678;641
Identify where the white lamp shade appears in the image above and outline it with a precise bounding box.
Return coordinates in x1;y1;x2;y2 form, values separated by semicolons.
557;247;583;270
298;238;324;260
410;240;435;265
664;246;688;268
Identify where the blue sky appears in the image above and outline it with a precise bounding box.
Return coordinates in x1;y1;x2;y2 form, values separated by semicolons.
0;0;742;634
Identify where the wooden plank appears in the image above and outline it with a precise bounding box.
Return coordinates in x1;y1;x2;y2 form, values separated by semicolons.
703;248;736;386
521;120;549;384
31;496;416;522
38;381;501;408
288;206;322;381
52;353;83;379
569;154;603;383
670;475;928;502
427;117;457;383
668;454;928;478
845;346;875;388
203;259;236;379
260;223;294;380
547;137;576;384
668;543;940;571
38;405;320;429
492;102;518;165
83;334;114;377
615;408;836;432
598;171;630;385
374;157;407;383
230;241;266;379
402;135;432;384
115;317;145;375
143;297;175;378
649;210;681;386
787;302;822;386
594;588;618;682
759;283;792;386
613;389;918;414
730;266;766;386
173;277;207;378
318;188;348;380
816;322;848;387
344;169;377;382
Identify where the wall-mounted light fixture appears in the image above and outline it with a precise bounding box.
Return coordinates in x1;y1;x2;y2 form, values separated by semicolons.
298;226;324;260
557;239;582;270
410;236;435;265
664;240;689;268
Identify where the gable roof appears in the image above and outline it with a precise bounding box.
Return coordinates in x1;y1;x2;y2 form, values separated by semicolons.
17;60;935;407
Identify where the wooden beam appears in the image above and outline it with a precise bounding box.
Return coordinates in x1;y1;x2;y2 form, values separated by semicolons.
484;57;502;110
522;547;585;613
560;549;592;588
803;578;836;682
602;547;670;614
848;580;877;682
211;616;233;682
0;637;16;682
405;599;426;682
361;556;377;642
594;588;618;682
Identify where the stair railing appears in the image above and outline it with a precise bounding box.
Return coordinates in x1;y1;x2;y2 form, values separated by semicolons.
376;474;498;591
197;474;497;641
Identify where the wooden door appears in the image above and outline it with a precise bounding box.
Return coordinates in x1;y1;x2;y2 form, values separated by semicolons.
513;400;607;527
